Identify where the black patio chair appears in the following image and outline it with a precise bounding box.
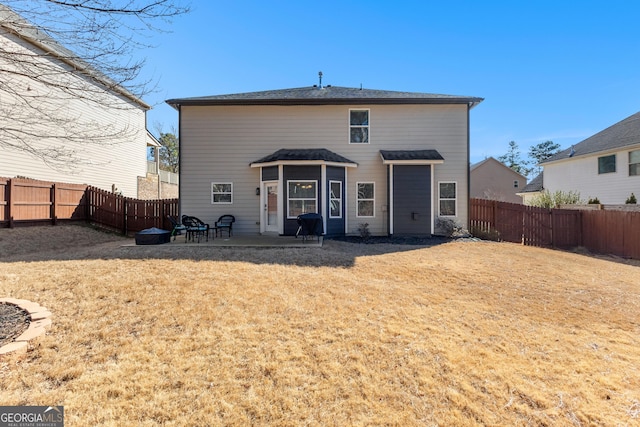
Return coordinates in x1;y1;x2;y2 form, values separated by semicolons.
215;215;235;237
167;215;187;241
181;215;210;243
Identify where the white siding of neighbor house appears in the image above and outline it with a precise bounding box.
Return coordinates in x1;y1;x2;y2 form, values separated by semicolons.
0;29;148;198
543;145;640;204
179;103;470;235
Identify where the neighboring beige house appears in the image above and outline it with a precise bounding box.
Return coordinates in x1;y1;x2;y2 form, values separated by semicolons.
540;111;640;204
167;85;483;236
470;157;527;204
0;5;152;198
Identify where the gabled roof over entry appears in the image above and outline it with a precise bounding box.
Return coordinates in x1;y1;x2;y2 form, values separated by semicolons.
380;149;445;164
250;148;358;168
167;86;483;108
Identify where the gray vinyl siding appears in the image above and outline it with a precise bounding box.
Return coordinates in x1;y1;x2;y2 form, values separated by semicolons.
179;103;470;235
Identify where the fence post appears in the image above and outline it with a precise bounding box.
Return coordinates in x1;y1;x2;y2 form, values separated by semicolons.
549;209;554;247
123;197;128;235
8;178;14;228
51;183;57;226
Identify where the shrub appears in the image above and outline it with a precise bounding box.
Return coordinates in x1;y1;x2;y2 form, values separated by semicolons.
357;223;370;240
528;190;582;208
626;193;637;204
436;217;469;238
587;197;601;204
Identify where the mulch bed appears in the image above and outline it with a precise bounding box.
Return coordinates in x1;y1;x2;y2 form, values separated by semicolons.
0;302;30;348
326;235;455;245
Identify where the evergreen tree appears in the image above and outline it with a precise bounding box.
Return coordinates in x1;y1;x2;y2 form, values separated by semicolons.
498;141;532;177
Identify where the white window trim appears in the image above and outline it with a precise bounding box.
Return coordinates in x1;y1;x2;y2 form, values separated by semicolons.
329;180;342;219
438;181;457;217
211;182;233;204
356;181;375;218
287;180;317;219
598;154;616;174
629;150;640;176
349;108;370;144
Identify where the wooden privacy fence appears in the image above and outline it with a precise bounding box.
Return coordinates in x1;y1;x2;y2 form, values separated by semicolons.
0;177;178;235
470;198;640;259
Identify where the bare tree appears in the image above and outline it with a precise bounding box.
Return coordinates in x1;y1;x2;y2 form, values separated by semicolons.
0;1;189;171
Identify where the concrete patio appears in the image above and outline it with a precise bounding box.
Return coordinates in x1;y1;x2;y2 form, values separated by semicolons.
164;233;323;248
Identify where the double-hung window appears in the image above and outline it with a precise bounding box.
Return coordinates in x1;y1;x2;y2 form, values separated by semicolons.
356;182;374;217
629;150;640;176
439;182;457;216
287;181;317;218
211;182;232;204
350;109;369;143
329;181;342;218
598;154;616;174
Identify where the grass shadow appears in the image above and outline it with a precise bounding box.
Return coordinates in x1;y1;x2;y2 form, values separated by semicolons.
0;225;456;267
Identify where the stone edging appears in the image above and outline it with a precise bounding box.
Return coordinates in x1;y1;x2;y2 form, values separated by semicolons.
0;298;52;357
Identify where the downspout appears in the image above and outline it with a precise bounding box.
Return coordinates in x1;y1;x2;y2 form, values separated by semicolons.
466;102;471;231
177;105;182;218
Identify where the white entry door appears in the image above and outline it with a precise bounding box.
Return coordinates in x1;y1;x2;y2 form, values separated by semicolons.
263;181;279;233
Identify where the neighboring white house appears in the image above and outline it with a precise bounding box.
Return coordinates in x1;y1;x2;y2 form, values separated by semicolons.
540;111;640;204
167;85;483;236
470;157;527;204
0;5;151;198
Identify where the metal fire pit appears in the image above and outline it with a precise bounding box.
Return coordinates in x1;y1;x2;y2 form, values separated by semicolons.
135;227;171;245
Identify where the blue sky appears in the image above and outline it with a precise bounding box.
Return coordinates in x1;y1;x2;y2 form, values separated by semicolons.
142;0;640;167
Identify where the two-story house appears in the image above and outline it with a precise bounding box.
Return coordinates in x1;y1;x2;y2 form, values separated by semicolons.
167;85;482;236
0;5;152;198
540;111;640;204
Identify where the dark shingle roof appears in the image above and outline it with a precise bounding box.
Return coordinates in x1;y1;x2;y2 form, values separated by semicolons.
251;148;357;165
542;111;640;164
167;86;483;108
520;172;543;193
379;149;444;161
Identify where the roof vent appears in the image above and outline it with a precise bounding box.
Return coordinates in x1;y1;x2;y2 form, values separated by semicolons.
318;71;323;88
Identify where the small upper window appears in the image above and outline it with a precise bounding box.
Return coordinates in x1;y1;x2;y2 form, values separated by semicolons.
598;154;616;174
211;182;232;204
514;180;519;188
350;109;369;143
629;150;640;176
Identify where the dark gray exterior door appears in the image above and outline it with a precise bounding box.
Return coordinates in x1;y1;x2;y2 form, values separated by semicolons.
392;165;431;236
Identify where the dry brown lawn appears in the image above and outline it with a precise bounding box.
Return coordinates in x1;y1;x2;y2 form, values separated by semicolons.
0;225;639;426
